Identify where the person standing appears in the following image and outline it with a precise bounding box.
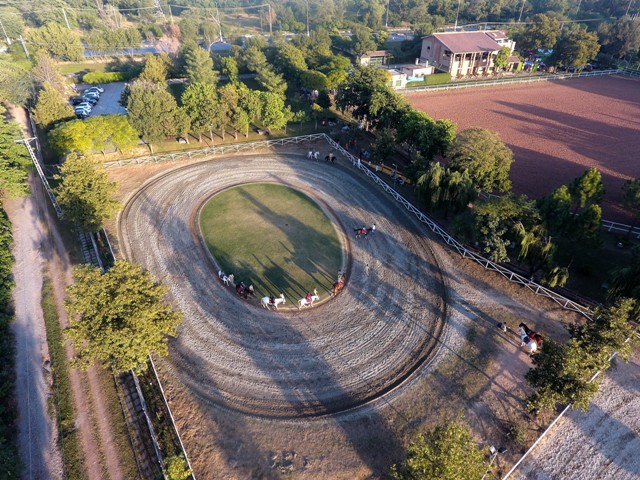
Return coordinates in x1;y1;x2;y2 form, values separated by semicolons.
370;223;376;234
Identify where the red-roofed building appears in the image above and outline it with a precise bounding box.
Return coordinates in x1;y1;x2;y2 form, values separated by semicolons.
420;30;518;78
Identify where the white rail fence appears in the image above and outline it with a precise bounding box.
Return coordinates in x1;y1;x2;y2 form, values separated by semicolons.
103;133;328;168
398;69;622;93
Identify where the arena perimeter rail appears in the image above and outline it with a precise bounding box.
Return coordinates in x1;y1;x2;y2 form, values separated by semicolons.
397;69;621;93
103;134;328;168
322;135;595;319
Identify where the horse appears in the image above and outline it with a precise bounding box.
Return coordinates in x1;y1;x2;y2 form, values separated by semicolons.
330;275;345;296
298;288;319;309
519;322;543;354
236;282;255;299
261;293;286;310
354;227;368;239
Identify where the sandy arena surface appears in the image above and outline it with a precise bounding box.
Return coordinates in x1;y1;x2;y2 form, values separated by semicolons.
405;75;640;222
515;352;640;480
113;150;590;478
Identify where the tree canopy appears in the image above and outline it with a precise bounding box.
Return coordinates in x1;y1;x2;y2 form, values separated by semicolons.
65;260;183;373
33;83;75;130
0;108;31;199
27;23;84;61
391;414;487;480
448;128;514;193
127;81;178;151
53;153;120;232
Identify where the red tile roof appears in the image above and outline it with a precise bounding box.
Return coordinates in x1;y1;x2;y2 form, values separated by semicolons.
429;31;502;53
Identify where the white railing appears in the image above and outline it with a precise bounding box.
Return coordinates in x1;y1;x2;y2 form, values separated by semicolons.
322;134;594;318
103;134;328;168
398;69;621;93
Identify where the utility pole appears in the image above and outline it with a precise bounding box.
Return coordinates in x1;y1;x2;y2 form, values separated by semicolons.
518;0;526;22
305;0;310;37
0;18;11;45
62;8;70;29
18;35;30;60
626;0;633;16
385;0;390;28
454;0;461;31
268;4;273;36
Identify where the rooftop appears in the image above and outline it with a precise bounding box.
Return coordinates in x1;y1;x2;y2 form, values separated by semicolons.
426;31;505;53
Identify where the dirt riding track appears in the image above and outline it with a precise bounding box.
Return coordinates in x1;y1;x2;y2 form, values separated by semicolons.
406;75;640;222
118;155;448;418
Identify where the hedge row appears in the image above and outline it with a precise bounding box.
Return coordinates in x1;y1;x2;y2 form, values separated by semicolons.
82;71;130;84
0;206;21;478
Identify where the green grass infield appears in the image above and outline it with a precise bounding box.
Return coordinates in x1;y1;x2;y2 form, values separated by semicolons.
199;183;344;303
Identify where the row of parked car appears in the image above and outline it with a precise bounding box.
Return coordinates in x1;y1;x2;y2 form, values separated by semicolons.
71;86;105;119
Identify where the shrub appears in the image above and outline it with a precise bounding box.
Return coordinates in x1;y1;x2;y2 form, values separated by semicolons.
82;71;128;84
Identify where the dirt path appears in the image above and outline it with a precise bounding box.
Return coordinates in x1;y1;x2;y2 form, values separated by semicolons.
7;174;64;480
514;351;640;480
9;107;125;480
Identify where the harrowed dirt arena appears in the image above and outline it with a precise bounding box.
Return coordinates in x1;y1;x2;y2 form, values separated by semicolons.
113;148;585;479
406;75;640;222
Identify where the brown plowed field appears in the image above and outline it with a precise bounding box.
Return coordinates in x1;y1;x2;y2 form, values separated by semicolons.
405;75;640;222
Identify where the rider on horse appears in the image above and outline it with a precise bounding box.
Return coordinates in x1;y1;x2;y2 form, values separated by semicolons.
305;292;312;303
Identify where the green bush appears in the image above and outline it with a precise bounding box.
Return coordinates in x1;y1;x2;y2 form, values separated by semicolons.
424;72;451;85
82;71;128;84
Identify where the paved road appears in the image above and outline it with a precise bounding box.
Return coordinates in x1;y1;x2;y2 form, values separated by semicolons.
7;174;64;480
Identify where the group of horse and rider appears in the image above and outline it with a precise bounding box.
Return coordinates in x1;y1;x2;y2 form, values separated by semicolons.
218;269;347;311
354;223;376;239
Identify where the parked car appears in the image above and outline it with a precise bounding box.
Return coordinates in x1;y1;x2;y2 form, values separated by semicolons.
82;96;98;105
75;111;89;119
70;96;85;106
83;92;100;100
74;104;92;113
85;86;104;93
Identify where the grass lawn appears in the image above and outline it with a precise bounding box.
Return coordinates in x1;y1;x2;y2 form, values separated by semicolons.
199;183;343;300
58;62;111;76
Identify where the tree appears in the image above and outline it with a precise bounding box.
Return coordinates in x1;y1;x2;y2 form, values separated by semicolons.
335;65;392;124
316;89;332;109
105;115;140;154
139;54;170;84
371;129;396;164
54;153;120;232
494;46;511;70
219;56;239;82
27;23;83;61
127;81;178;152
351;25;377;56
0;108;31;199
0;59;31;106
255;68;288;98
449;128;513;193
259;91;292;133
33;83;75;130
568;167;605;211
65;261;182;373
299;70;328;91
598;17;640;59
181;82;219;142
549;27;600;68
273;42;308;82
513;14;561;53
32;51;68;94
391;414;486;480
527;299;638;412
608;246;640;315
49;120;92;156
184;46;217;85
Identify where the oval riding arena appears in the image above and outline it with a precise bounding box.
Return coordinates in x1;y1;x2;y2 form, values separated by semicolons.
117;153;449;418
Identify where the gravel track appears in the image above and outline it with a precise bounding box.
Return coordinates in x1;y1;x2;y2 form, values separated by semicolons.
118;155;448;418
